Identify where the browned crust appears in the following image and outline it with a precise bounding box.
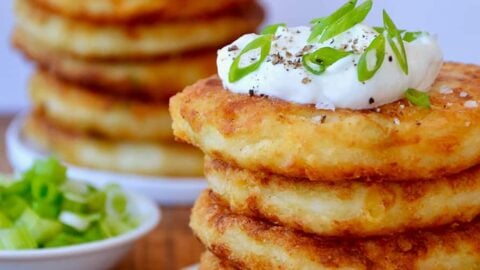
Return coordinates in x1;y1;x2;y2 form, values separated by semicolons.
191;190;480;270
12;29;217;102
205;157;480;236
30;0;258;24
170;63;480;182
199;251;238;270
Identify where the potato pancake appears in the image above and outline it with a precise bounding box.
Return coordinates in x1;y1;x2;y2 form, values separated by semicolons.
171;63;480;182
191;190;480;270
23;112;204;176
15;0;263;59
31;0;255;23
13;30;217;101
206;157;480;236
199;251;237;270
30;71;172;141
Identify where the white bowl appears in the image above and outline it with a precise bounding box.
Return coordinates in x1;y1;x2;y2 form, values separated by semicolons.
0;190;161;270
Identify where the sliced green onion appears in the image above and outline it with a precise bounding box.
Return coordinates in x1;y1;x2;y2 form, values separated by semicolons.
31;178;60;203
24;158;67;185
99;216;133;237
32;201;59;219
318;0;372;42
403;31;425;42
82;224;106;242
383;10;408;75
261;23;286;35
310;17;325;25
0;196;28;220
43;233;84;248
229;35;272;83
405;88;430;108
105;185;128;219
357;34;386;82
15;208;62;244
4;179;30;196
62;195;87;214
308;0;358;42
373;27;406;34
0;227;37;250
87;191;106;213
0;212;12;228
59;211;96;232
302;47;351;75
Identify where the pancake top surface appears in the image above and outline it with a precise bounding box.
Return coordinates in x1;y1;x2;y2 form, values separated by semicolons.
171;62;480;181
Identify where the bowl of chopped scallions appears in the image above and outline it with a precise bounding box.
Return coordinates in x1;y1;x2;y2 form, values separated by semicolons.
0;158;160;270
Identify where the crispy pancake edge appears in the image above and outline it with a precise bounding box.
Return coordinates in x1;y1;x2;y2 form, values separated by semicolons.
191;190;480;270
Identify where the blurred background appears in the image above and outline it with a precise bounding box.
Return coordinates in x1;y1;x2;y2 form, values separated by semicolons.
1;0;479;114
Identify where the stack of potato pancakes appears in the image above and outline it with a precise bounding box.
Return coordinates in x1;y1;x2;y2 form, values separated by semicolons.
12;0;263;176
170;62;480;269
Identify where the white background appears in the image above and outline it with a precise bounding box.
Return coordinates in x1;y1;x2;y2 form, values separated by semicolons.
1;0;479;114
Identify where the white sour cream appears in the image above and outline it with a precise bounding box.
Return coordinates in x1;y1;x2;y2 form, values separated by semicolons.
217;24;443;110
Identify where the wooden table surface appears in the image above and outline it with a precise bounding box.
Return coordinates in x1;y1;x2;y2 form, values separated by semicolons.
0;115;204;270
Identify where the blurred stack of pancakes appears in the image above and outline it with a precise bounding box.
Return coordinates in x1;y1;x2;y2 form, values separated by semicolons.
170;63;480;269
12;0;263;176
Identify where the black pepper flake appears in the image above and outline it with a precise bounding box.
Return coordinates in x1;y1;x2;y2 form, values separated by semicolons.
415;120;422;126
321;115;327;124
388;55;393;62
271;53;284;65
369;97;375;104
302;77;312;84
248;89;255;97
227;45;239;51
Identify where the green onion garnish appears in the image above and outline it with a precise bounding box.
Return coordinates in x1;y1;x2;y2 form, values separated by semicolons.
261;23;286;35
0;227;36;250
302;47;351;75
403;31;424;42
357;34;386;82
405;88;430;108
0;158;138;250
383;10;408;75
318;0;372;42
229;35;272;83
308;0;358;42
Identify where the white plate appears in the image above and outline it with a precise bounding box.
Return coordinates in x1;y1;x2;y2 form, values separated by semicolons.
6;113;207;205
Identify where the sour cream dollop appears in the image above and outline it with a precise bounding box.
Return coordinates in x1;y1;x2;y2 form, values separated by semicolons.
217;24;443;110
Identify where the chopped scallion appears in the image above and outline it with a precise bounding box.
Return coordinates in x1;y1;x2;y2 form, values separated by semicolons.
302;47;351;75
261;23;286;35
357;34;386;81
229;35;272;83
405;88;431;108
318;0;372;42
383;10;409;75
308;0;358;42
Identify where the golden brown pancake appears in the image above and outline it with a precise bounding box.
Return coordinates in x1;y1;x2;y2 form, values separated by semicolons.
199;251;237;270
15;0;264;59
29;71;172;141
13;30;217;102
23;111;204;177
191;190;480;270
31;0;255;23
205;157;480;236
170;63;480;182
